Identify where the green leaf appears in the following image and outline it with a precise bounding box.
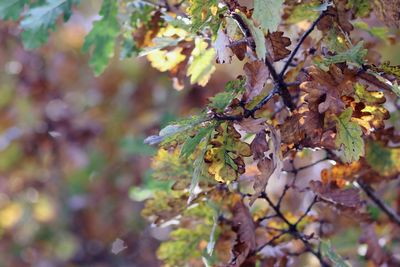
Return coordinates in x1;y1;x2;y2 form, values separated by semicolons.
335;108;364;163
238;13;266;60
181;126;214;159
365;141;400;176
354;21;389;41
347;0;371;17
20;0;80;49
253;0;283;33
321;240;352;267
324;41;367;66
82;0;120;76
188;0;218;32
0;0;29;20
187;39;216;86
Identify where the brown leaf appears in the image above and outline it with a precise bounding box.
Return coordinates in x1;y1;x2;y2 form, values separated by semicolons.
359;223;389;265
266;31;291;62
249;125;283;205
317;5;353;34
300;65;355;115
228;197;256;267
229;41;247;61
279;108;335;149
310;180;361;209
243;60;270;103
237;117;267;134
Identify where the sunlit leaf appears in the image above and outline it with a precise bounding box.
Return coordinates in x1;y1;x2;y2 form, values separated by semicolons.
335;108;364;163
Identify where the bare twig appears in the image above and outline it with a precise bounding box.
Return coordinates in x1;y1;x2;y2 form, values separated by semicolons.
279;11;327;78
357;180;400;226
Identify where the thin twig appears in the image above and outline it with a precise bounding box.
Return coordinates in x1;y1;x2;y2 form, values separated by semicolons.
279;11;327;78
357;180;400;226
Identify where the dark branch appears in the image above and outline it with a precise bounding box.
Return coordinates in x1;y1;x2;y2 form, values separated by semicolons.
357;180;400;226
279;11;327;78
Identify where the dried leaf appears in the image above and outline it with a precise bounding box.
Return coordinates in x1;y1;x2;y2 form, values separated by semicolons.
214;28;234;64
249;125;283;205
228;197;256;267
243;60;269;103
310;180;361;208
266;31;291;62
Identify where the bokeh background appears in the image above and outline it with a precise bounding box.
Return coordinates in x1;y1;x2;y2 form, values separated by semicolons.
0;1;399;267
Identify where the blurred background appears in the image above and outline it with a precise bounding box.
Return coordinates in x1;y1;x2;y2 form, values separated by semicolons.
0;1;399;267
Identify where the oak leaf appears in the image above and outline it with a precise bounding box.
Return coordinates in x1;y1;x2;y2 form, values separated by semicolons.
266;31;291;62
310;180;361;208
243;60;269;103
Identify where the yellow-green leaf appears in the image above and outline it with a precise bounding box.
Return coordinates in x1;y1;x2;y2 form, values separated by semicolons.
335;108;364;163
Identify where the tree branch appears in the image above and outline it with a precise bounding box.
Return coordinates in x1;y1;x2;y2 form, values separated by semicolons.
279;11;327;78
357;180;400;226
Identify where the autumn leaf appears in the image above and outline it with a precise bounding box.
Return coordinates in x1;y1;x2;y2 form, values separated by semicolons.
249;125;282;205
187;39;216;86
243;60;269;103
310;180;361;208
228;196;256;267
266;31;291;62
335;108;364;163
214;28;233;64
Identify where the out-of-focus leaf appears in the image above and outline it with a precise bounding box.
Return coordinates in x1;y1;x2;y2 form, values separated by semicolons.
0;0;29;20
253;0;283;33
354;21;389;41
188;0;218;32
187;39;216;86
310;180;361;209
365;141;400;177
335;108;364;163
20;0;80;49
321;240;352;267
82;0;120;75
347;0;371;17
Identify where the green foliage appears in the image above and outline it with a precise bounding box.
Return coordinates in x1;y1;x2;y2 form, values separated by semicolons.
347;0;371;17
321;240;352;267
20;0;80;49
335;108;364;163
0;0;29;20
365;141;400;176
157;204;216;266
354;21;389;41
323;41;367;66
252;0;283;33
82;0;120;75
188;0;218;32
180;126;214;159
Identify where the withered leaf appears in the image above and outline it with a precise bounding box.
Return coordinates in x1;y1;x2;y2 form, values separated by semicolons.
249;125;283;205
266;31;291;62
309;180;361;209
359;223;389;265
300;65;355;115
229;41;247;61
228;196;256;267
214;28;234;64
243;60;270;103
